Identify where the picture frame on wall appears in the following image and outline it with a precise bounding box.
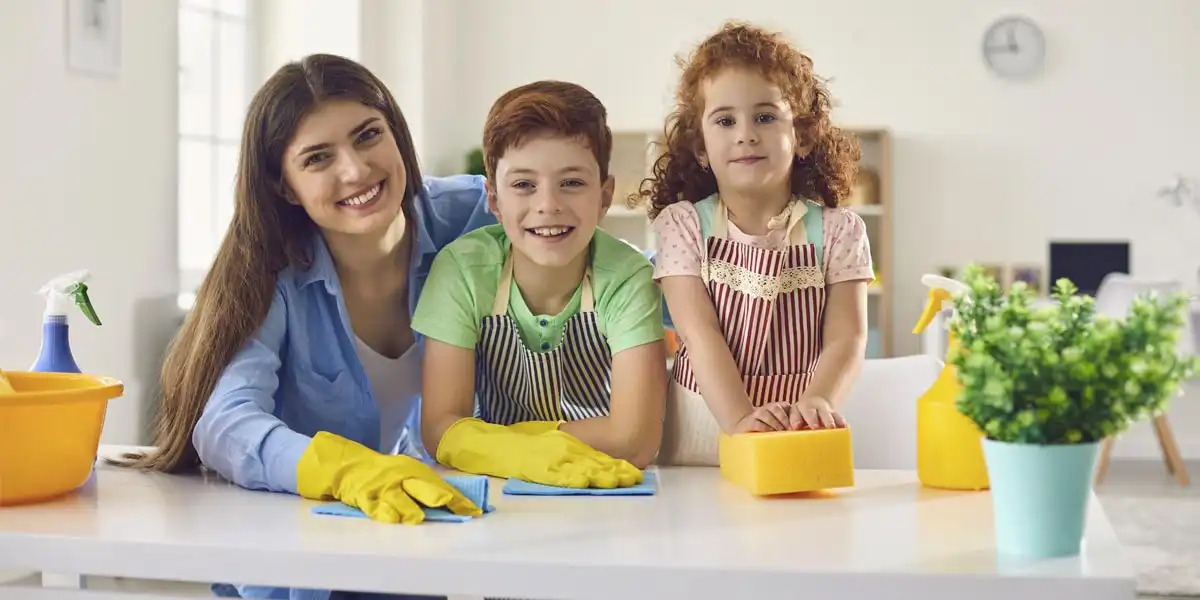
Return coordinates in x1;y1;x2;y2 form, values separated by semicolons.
66;0;122;77
980;263;1008;289
1010;263;1046;295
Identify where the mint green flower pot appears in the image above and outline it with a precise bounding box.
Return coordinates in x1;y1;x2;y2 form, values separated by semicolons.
981;438;1101;558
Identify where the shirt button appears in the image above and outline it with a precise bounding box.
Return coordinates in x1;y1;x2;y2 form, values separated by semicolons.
540;319;548;327
541;342;550;350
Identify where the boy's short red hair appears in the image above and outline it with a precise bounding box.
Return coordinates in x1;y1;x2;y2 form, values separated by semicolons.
482;80;612;182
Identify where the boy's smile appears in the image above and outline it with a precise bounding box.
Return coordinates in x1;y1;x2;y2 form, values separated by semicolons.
527;225;575;240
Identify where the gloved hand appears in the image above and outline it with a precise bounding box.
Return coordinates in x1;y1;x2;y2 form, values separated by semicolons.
506;420;563;435
297;431;482;525
435;418;642;489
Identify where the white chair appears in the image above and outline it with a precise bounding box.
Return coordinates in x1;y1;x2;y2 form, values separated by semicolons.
839;355;943;470
1091;272;1193;486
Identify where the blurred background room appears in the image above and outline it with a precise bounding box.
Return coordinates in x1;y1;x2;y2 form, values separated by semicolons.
1;3;1199;595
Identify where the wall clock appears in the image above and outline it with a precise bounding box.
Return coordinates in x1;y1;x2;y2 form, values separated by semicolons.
982;15;1046;80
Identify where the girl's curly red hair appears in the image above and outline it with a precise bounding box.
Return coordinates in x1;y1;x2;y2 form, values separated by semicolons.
633;21;860;220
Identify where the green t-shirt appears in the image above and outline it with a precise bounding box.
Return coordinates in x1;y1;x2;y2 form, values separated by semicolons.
412;224;664;355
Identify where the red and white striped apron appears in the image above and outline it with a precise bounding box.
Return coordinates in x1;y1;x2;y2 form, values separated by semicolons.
658;196;826;466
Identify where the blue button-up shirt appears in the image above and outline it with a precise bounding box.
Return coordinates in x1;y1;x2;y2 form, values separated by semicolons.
192;174;496;495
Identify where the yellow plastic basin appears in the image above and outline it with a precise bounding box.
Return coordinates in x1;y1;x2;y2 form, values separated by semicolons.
0;371;123;506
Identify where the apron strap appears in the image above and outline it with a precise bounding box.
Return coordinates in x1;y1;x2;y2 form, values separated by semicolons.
695;195;719;240
580;268;595;313
784;200;809;246
491;252;515;316
711;199;729;239
491;251;596;316
801;201;824;268
712;195;814;251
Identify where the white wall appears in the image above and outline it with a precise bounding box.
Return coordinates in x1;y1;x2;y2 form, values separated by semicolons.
255;0;360;84
357;0;471;177
15;0;1186;459
358;0;427;169
254;0;474;179
431;0;1200;460
446;0;1200;348
0;0;179;445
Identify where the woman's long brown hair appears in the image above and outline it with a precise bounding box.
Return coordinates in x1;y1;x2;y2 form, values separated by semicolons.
123;54;423;472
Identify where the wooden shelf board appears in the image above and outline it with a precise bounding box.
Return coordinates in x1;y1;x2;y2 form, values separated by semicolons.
848;204;885;216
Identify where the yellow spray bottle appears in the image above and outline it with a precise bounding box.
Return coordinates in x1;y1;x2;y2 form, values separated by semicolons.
912;274;990;491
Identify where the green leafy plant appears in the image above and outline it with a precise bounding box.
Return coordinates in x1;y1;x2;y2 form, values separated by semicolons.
465;147;485;176
946;263;1199;445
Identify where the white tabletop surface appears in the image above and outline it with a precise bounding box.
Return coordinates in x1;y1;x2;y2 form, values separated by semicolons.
0;445;1137;599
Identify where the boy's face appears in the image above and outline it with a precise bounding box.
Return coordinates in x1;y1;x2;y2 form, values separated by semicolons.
488;133;614;269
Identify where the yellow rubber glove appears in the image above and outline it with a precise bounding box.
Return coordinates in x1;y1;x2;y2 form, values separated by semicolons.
435;418;642;489
297;431;482;525
506;420;563;435
0;369;15;394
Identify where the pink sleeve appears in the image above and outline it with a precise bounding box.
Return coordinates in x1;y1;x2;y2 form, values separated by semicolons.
823;209;875;284
651;203;705;280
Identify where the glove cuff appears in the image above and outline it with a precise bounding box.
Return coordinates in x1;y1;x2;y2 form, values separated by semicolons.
296;431;367;500
506;420;565;436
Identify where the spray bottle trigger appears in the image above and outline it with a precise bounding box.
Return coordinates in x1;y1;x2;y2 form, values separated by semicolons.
913;288;952;334
66;282;102;326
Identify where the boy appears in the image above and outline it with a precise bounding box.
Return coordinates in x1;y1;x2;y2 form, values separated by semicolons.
413;80;666;488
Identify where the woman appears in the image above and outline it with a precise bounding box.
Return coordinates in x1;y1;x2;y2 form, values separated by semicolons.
125;54;493;599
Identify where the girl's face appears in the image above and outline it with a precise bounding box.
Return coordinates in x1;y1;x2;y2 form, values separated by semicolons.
697;68;802;199
281;99;407;238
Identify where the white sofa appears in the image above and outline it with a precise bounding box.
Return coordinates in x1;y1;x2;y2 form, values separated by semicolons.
838;354;944;470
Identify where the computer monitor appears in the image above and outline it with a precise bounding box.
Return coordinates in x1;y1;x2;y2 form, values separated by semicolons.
1048;241;1130;296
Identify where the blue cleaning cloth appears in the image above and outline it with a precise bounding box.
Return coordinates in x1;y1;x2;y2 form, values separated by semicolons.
502;469;658;496
311;475;494;523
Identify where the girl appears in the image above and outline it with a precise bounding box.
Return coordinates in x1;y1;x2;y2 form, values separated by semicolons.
638;22;874;466
121;54;491;599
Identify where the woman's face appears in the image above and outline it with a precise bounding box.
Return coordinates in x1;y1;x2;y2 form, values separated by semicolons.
281;99;407;237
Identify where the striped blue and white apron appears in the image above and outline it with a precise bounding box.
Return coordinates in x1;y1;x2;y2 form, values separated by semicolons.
475;251;612;425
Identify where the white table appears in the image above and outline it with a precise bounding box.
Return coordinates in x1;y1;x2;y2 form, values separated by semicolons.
0;445;1136;600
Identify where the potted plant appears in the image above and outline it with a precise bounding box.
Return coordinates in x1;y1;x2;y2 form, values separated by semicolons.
946;263;1198;558
465;146;485;176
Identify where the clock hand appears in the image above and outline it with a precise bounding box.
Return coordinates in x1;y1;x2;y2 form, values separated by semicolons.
1007;26;1018;51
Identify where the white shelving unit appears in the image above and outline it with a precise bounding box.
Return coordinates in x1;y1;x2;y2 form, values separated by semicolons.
599;130;661;251
843;128;893;358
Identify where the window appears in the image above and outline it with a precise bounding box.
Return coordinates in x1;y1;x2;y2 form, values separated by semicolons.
177;0;252;293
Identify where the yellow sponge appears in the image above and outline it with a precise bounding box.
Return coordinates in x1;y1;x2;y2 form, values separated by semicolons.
718;428;855;495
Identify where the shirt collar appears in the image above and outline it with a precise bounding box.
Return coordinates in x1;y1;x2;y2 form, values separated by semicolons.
409;182;438;258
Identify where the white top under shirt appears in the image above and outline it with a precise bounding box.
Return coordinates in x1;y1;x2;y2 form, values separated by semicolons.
354;336;422;455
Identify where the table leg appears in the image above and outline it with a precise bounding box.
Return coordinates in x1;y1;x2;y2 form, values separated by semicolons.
1153;414;1190;486
41;573;87;590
